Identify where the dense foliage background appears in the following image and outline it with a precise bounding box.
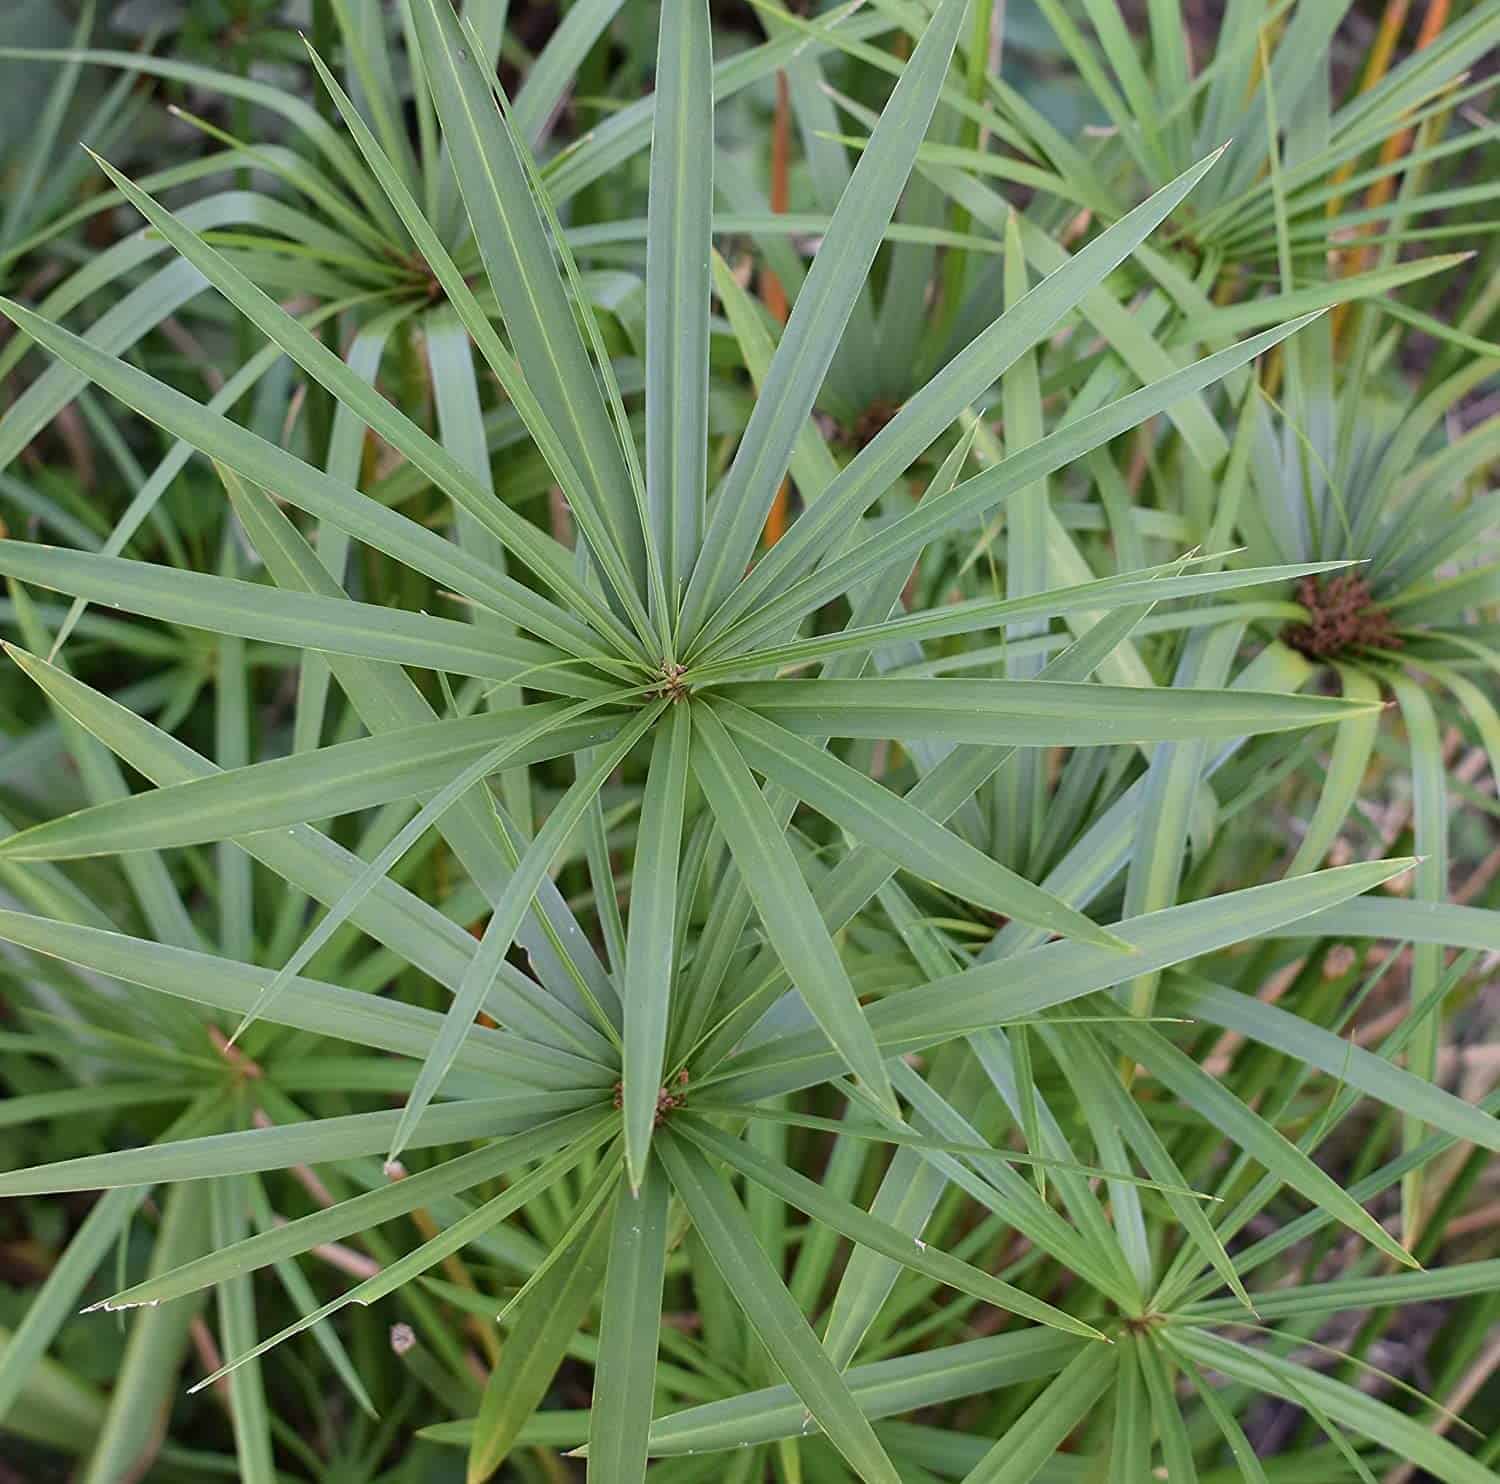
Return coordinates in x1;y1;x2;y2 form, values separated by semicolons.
0;2;1497;1481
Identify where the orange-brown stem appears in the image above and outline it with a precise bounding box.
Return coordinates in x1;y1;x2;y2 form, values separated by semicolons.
1332;0;1450;342
762;69;793;548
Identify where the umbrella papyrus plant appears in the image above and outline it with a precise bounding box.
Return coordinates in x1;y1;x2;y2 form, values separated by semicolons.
1;4;1494;1483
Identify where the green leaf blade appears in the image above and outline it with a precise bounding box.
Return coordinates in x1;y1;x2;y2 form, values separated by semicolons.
690;702;896;1115
623;705;692;1188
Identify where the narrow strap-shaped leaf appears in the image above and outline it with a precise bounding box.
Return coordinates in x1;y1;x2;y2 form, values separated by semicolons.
1182;1260;1500;1325
1286;665;1382;875
76;1181;213;1484
958;1341;1116;1484
708;247;841;504
0;542;606;694
0;907;606;1092
981;642;1317;964
718;313;1325;653
1329;2;1500;144
1388;671;1450;1244
540;2;886;206
1039;1015;1252;1311
487;62;666;650
1076;0;1159;169
617;1327;1080;1458
0;200;302;465
1107;1336;1149;1484
511;0;627;144
586;1158;672;1484
424;0;503;241
97;1109;609;1312
712;674;1375;748
0;701;630;860
188;1132;616;1401
938;161;1229;469
1007;1011;1153;1297
209;1177;276;1484
0;143;251;278
409;0;647;601
681;1116;1104;1342
706;858;1416;1103
244;1175;375;1420
287;306;413;790
571;203;1007;255
1101;1016;1417;1271
0;179;356;368
784;47;881;412
227;471;623;1032
1120;621;1244;1017
816;1078;955;1369
1214;2;1352;204
1286;899;1500;956
691;603;1234;1076
389;704;662;1162
328;0;419;190
963;1029;1148;1309
46;299;354;660
655;1129;901;1484
469;1198;615;1483
1382;499;1500;605
578;748;627;978
715;603;1158;1050
623;705;692;1188
690;702;895;1114
213;531;253;963
1027;0;1144;171
675;510;919;1058
654;267;970;1065
1422;666;1494;804
1189;1077;1500;1314
677;0;967;642
886;1058;1139;1305
0;296;618;665
234;687;636;1048
645;0;713;614
0;1092;595;1197
1178;253;1468;338
1163;973;1500;1155
83;149;636;651
1137;1335;1197;1484
0;0;94;248
685;118;1216;645
426;299;532;831
992;207;1050;871
716;699;1127;951
300;40;649;653
6;588;203;954
1169;1330;1495;1484
696;560;1351;681
0;45;402;241
0;1099;211;1425
2;649;612;1052
1173;1341;1270;1484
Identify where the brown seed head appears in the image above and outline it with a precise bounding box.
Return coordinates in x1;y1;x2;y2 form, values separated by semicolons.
1283;573;1401;661
656;660;690;703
